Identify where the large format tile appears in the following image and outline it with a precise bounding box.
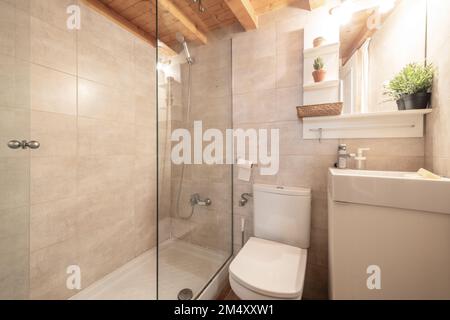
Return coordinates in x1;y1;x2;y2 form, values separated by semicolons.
0;106;30;158
233;56;276;95
233;89;277;125
77;155;134;196
0;0;17;57
78;117;135;156
30;156;77;204
78;41;134;88
78;78;135;124
0;55;30;110
0;157;29;210
30;196;79;251
31;111;77;157
30;17;76;74
30;0;74;31
30;236;79;300
30;64;76;115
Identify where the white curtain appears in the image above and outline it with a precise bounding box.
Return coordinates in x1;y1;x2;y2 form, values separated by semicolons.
360;38;371;113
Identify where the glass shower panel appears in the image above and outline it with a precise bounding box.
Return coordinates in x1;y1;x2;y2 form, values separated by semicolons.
157;1;233;300
0;0;31;300
0;0;159;300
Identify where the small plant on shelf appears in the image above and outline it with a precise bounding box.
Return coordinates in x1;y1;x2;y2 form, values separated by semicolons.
384;62;434;110
312;57;326;83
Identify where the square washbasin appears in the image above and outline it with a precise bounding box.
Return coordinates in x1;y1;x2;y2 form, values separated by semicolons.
328;168;450;215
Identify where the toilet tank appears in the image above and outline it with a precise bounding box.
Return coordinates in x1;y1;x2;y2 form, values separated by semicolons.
253;184;311;249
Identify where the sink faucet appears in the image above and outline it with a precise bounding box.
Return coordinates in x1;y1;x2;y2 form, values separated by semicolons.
355;148;370;170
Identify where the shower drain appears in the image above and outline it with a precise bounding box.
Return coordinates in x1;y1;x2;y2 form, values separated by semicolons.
178;288;194;300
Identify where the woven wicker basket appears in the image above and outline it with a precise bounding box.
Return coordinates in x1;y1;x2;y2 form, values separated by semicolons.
297;102;343;118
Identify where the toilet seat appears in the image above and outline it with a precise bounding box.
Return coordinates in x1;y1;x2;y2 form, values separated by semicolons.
229;237;307;299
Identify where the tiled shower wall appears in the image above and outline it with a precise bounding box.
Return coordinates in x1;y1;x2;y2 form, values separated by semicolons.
425;0;450;177
1;1;157;299
231;7;425;299
167;35;233;255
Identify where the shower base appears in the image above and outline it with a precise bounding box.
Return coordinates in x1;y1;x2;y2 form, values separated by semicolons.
71;240;228;300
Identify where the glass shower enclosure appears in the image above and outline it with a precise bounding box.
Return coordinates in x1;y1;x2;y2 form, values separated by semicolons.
156;0;233;300
0;0;232;300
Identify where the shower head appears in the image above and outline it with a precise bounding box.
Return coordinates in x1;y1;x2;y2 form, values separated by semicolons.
176;32;194;65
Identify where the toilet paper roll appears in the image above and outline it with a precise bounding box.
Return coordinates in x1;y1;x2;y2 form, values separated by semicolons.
237;158;253;182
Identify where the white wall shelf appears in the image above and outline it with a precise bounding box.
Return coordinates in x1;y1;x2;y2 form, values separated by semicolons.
304;80;340;91
302;109;432;140
304;42;340;58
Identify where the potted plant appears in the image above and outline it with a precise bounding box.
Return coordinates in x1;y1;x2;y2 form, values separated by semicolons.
384;63;434;110
313;57;326;83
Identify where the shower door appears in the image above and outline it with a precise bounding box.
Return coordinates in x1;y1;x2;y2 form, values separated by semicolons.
156;0;233;300
0;0;31;300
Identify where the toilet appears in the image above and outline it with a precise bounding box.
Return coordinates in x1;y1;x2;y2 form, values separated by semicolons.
229;184;311;300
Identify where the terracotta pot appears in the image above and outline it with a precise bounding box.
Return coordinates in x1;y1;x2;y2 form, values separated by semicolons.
312;69;326;83
313;37;326;48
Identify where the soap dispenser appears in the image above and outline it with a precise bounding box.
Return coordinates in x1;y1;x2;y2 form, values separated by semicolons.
355;148;370;170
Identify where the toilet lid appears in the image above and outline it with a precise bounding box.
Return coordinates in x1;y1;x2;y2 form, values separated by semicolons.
229;237;307;299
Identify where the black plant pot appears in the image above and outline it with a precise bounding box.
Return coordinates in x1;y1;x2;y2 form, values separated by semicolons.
401;92;431;110
396;99;406;110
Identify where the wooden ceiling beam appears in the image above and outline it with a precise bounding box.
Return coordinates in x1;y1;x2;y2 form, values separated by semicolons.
225;0;258;31
80;0;177;56
307;0;326;10
158;0;208;45
81;0;156;46
297;0;326;11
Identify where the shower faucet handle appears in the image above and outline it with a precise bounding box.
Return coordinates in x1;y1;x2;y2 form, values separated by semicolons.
190;193;212;207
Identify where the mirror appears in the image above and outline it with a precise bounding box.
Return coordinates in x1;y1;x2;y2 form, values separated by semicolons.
339;0;427;114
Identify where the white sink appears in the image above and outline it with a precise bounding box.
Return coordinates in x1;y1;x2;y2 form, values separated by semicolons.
328;168;450;215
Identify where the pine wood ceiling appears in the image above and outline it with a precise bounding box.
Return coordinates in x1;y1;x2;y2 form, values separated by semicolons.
85;0;324;54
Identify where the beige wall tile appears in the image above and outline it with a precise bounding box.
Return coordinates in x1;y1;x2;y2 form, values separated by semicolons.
233;90;277;125
78;219;136;287
0;55;30;110
30;236;79;300
30;0;73;31
341;138;425;157
0;206;29;298
135;124;157;156
276;49;302;88
77;188;135;236
31;64;76;115
232;27;276;70
78;78;135;124
22;2;158;300
30;17;76;74
233;56;276;95
0;1;17;57
30;197;78;252
78;117;135;156
0;107;30;158
31;111;77;157
0;157;29;210
135;94;156;126
78;41;134;89
77;155;134;196
276;86;302;121
31;156;77;204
